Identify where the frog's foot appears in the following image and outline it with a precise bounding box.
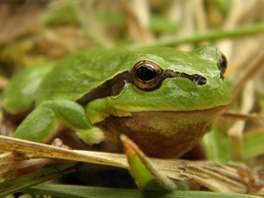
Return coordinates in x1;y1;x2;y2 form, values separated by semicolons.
13;99;105;145
76;127;105;145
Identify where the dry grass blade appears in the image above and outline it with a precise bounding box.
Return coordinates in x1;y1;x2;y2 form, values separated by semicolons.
231;51;264;100
0;0;50;44
0;77;8;92
221;111;264;122
0;135;263;195
150;159;250;194
0;153;20;178
0;135;127;169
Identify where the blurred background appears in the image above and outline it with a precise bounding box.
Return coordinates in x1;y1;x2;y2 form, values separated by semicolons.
0;0;263;193
0;0;263;75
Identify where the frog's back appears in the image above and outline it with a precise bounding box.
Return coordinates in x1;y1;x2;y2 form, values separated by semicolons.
36;48;129;103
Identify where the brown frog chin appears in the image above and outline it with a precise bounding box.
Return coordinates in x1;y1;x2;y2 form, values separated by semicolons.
96;105;226;158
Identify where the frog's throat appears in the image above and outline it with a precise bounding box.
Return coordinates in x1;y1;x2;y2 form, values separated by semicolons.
76;70;207;106
95;105;225;158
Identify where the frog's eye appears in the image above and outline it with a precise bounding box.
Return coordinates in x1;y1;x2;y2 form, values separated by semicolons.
131;60;163;90
217;54;227;79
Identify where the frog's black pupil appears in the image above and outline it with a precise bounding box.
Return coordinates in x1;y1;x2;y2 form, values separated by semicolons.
136;66;157;81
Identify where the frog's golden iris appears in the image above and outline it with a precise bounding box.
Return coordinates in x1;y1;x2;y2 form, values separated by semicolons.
131;60;162;91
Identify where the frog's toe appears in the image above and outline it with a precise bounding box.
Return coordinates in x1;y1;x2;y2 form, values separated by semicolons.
76;127;105;145
51;138;72;150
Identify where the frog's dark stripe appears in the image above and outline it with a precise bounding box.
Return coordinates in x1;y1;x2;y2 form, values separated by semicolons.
76;70;206;106
162;70;207;85
76;71;130;106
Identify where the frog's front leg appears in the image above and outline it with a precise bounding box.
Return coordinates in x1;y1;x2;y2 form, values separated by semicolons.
14;100;105;145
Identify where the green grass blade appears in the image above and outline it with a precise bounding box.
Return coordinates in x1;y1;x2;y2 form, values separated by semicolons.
243;130;264;158
133;22;264;48
0;163;76;196
121;135;177;191
23;184;261;198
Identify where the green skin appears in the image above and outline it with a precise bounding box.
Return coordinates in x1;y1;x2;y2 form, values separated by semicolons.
2;46;231;158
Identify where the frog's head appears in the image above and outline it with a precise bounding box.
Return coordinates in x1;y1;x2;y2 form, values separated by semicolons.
83;46;231;157
83;46;231;114
123;45;230;108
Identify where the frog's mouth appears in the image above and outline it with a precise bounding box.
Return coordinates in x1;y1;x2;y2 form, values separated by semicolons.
76;60;207;106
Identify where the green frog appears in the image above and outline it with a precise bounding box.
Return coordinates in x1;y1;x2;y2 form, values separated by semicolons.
2;46;231;158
